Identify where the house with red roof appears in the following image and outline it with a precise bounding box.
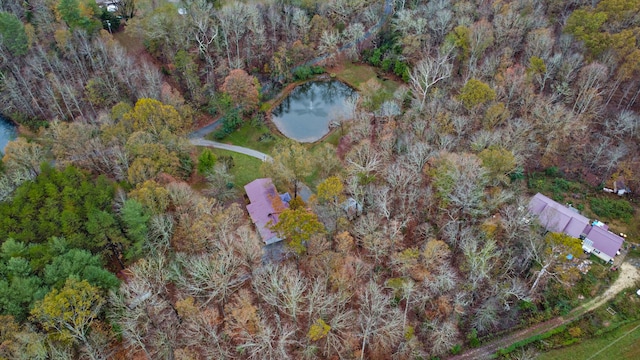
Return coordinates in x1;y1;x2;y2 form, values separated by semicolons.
244;178;289;245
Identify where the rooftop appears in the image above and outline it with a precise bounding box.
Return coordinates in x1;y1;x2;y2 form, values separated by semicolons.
584;225;624;258
528;193;590;238
244;178;287;245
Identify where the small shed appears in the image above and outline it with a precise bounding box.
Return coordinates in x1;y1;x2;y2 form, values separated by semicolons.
614;177;631;196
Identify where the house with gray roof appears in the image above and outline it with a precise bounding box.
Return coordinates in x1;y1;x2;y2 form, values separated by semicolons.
244;178;288;245
582;224;624;263
529;193;624;264
528;193;590;238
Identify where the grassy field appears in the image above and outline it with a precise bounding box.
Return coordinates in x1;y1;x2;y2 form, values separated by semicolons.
206;122;284;155
334;63;399;92
209;148;263;188
333;62;401;110
536;320;640;360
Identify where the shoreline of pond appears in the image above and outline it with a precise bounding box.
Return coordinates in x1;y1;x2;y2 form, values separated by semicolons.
264;75;359;144
0;114;19;153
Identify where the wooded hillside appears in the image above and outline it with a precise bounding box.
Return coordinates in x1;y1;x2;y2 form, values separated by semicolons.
1;0;639;359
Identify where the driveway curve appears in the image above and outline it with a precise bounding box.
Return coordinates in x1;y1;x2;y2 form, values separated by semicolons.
190;138;272;162
189;0;395;160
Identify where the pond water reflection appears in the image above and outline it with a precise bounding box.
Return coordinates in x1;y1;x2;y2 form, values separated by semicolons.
0;115;17;153
271;80;357;142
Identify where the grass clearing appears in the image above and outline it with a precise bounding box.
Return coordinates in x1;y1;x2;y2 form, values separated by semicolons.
332;62;402;110
536;320;640;360
334;63;379;89
334;62;401;92
316;129;343;147
589;197;634;223
206;122;284;155
209;148;263;188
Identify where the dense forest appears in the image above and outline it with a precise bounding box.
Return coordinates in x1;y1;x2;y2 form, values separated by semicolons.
0;0;639;359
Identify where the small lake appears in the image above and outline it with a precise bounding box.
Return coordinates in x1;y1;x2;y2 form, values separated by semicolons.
271;80;357;142
0;115;17;154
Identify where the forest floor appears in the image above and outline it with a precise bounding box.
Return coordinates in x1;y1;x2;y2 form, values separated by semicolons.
447;262;640;360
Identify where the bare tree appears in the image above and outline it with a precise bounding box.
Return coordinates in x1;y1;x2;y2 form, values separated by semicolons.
528;233;582;296
319;30;340;66
216;2;250;69
358;281;403;360
472;297;500;333
605;109;640;140
425;320;460;356
573;62;608;118
528;26;553;56
252;264;307;323
236;319;298;360
463;238;501;292
171;250;249;309
2;138;45;177
409;50;453;111
345;139;385;175
426;0;454;43
467;19;494;79
343;22;365;60
186;0;218;56
114;0;136;19
109;256;178;359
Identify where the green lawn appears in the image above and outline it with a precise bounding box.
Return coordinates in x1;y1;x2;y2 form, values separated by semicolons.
314;128;342;148
206;122;284;155
536;320;640;360
335;63;380;89
335;63;399;92
334;63;401;110
209;148;263;188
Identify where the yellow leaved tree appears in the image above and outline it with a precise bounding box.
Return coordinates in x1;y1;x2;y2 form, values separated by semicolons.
308;318;331;341
31;278;105;359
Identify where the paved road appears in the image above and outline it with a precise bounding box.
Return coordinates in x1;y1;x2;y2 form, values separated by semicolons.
189;0;395;159
188;117;273;162
188;120;222;140
190;138;272;162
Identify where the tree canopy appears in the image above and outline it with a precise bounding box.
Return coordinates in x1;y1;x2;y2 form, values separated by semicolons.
270;208;325;255
0;11;28;56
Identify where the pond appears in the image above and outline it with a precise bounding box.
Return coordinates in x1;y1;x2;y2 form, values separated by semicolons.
271;80;357;142
0;115;17;154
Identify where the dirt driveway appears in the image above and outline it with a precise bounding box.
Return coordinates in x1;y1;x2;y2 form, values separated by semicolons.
448;262;640;360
